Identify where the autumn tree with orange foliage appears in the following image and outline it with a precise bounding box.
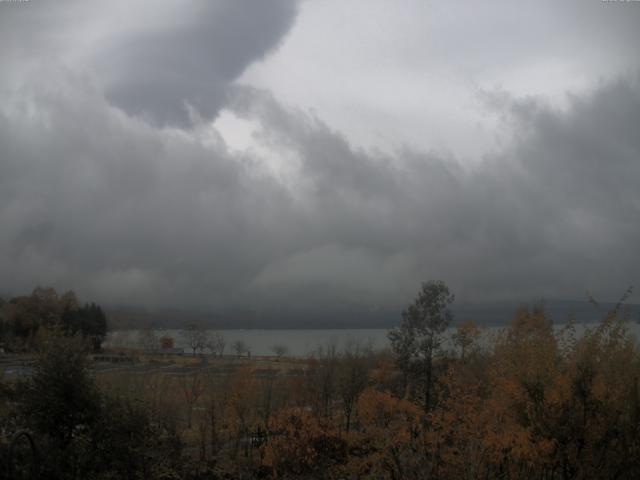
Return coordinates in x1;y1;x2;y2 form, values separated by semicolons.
262;407;347;478
21;280;635;480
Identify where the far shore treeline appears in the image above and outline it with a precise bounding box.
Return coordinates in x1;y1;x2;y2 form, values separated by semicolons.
0;287;107;352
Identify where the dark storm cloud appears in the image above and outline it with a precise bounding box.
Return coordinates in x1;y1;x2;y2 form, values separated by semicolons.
98;1;299;126
0;0;299;126
2;72;639;310
0;71;296;306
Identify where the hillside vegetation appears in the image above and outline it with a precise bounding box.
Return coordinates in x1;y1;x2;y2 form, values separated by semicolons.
1;283;639;479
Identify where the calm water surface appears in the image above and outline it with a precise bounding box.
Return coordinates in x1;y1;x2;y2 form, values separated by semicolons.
106;322;640;357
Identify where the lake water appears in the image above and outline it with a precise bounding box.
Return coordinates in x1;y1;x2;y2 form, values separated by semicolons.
106;329;391;356
105;322;640;357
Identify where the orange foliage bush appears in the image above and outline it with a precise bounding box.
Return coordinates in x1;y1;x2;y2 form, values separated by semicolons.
262;407;347;478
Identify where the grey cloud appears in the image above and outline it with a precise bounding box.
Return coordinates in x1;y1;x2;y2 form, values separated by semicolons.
0;71;297;307
229;78;640;305
0;5;639;315
2;72;640;313
0;0;298;126
99;1;298;126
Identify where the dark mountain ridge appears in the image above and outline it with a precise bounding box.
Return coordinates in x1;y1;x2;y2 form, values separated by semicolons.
105;299;640;330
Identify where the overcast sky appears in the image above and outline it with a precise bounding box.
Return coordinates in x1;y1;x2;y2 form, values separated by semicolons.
1;0;639;315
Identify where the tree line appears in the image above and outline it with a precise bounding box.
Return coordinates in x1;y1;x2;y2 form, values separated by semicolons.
0;287;107;352
2;281;640;479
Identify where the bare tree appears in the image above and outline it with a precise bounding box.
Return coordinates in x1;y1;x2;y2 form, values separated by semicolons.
228;367;256;459
206;332;226;357
203;367;232;457
257;369;278;428
179;371;204;429
271;344;289;360
138;323;158;352
307;342;339;418
338;339;371;431
182;323;209;356
232;339;248;358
